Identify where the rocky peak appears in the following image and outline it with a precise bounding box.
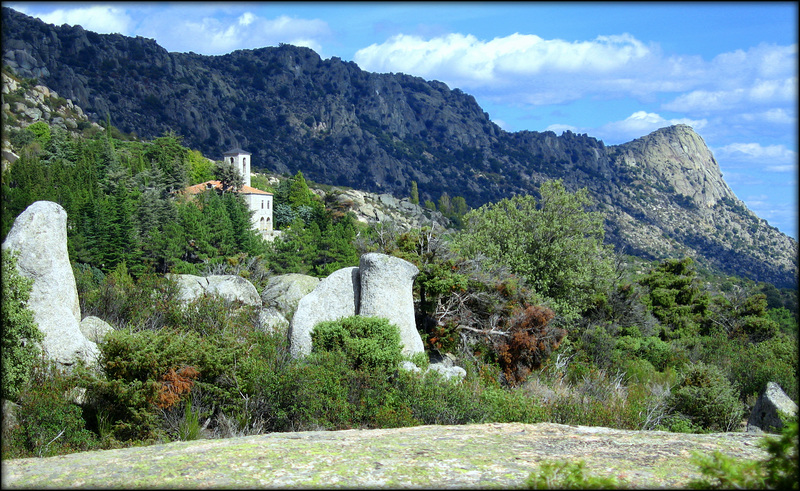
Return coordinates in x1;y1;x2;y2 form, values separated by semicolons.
612;124;736;209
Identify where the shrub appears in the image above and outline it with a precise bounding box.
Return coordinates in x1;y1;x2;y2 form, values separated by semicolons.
311;316;403;373
495;305;563;386
1;250;44;401
3;360;97;458
526;460;626;489
688;421;798;489
668;362;744;432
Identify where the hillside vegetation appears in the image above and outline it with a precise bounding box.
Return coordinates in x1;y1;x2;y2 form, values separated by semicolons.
1;114;796;469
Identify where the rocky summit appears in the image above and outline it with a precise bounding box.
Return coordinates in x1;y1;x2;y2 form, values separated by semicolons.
1;6;796;287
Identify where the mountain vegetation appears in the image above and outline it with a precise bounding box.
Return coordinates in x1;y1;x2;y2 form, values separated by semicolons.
1;6;796;288
0;8;796;484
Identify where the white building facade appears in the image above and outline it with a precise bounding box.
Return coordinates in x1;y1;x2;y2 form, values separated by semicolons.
223;148;273;234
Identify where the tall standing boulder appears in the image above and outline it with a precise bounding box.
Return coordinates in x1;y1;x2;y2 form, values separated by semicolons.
289;267;360;358
1;201;98;367
359;253;424;356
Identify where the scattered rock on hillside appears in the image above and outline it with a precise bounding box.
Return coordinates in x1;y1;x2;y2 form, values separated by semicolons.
261;273;320;316
747;382;798;433
1;201;98;368
79;316;114;344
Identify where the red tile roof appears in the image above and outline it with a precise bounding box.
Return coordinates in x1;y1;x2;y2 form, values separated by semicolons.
182;180;273;196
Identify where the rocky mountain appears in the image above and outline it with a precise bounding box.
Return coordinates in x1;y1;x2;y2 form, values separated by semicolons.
2;7;796;287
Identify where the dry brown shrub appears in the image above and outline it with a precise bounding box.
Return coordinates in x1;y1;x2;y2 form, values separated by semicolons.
496;305;565;386
156;366;200;409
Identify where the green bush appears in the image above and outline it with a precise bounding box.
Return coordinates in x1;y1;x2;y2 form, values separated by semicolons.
668;362;744;432
1;250;44;401
688;421;798;489
527;460;626;489
311;316;403;373
3;360;97;458
728;333;798;402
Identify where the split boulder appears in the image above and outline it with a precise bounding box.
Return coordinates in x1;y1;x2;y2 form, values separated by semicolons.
359;253;423;356
289;267;360;358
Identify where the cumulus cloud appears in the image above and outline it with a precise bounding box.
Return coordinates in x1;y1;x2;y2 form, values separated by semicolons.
354;32;654;94
19;4;133;35
590;111;707;144
713;142;797;168
354;32;797;123
141;10;331;55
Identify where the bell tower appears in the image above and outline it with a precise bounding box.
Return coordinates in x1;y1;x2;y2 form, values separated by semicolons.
222;148;252;188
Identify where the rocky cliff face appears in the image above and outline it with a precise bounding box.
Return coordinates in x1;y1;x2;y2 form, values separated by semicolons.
2;7;796;287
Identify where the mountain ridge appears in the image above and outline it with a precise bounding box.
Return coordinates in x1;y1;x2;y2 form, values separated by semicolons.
1;6;796;287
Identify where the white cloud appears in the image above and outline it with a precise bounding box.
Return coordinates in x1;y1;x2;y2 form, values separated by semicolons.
739;108;796;125
591;111;707;144
354;32;654;90
144;11;332;56
713;142;797;168
21;5;133;35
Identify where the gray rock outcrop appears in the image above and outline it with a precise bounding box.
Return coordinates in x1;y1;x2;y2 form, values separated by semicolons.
747;382;798;433
257;307;290;335
169;274;260;306
79;316;114;344
359;253;423;356
289;267;360;358
261;273;320;316
1;201;98;367
205;275;261;306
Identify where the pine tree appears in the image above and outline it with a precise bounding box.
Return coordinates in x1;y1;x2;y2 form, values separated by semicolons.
410;181;419;205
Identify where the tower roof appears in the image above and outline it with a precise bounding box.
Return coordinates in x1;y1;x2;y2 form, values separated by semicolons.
223;148;251;156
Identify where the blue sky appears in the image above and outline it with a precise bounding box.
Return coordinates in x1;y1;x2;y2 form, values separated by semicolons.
7;2;798;238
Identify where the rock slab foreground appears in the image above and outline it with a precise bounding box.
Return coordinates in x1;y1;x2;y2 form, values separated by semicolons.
1;423;770;489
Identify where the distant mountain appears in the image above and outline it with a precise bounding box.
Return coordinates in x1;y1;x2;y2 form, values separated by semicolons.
2;7;796;287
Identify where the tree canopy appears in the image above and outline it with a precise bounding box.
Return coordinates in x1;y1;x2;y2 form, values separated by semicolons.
452;179;614;318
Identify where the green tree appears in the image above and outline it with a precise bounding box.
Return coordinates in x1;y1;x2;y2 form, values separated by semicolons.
187;149;215;185
288;171;314;208
1;250;44;401
410;181;419;205
437;192;452;216
453;179;613;318
639;257;710;340
26;121;51;147
213;159;244;192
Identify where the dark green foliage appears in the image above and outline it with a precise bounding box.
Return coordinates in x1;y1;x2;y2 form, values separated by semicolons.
3;360;97;458
668;362;745;432
311;316;403;373
639;258;710;339
1;250;44;401
688;421;798;489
